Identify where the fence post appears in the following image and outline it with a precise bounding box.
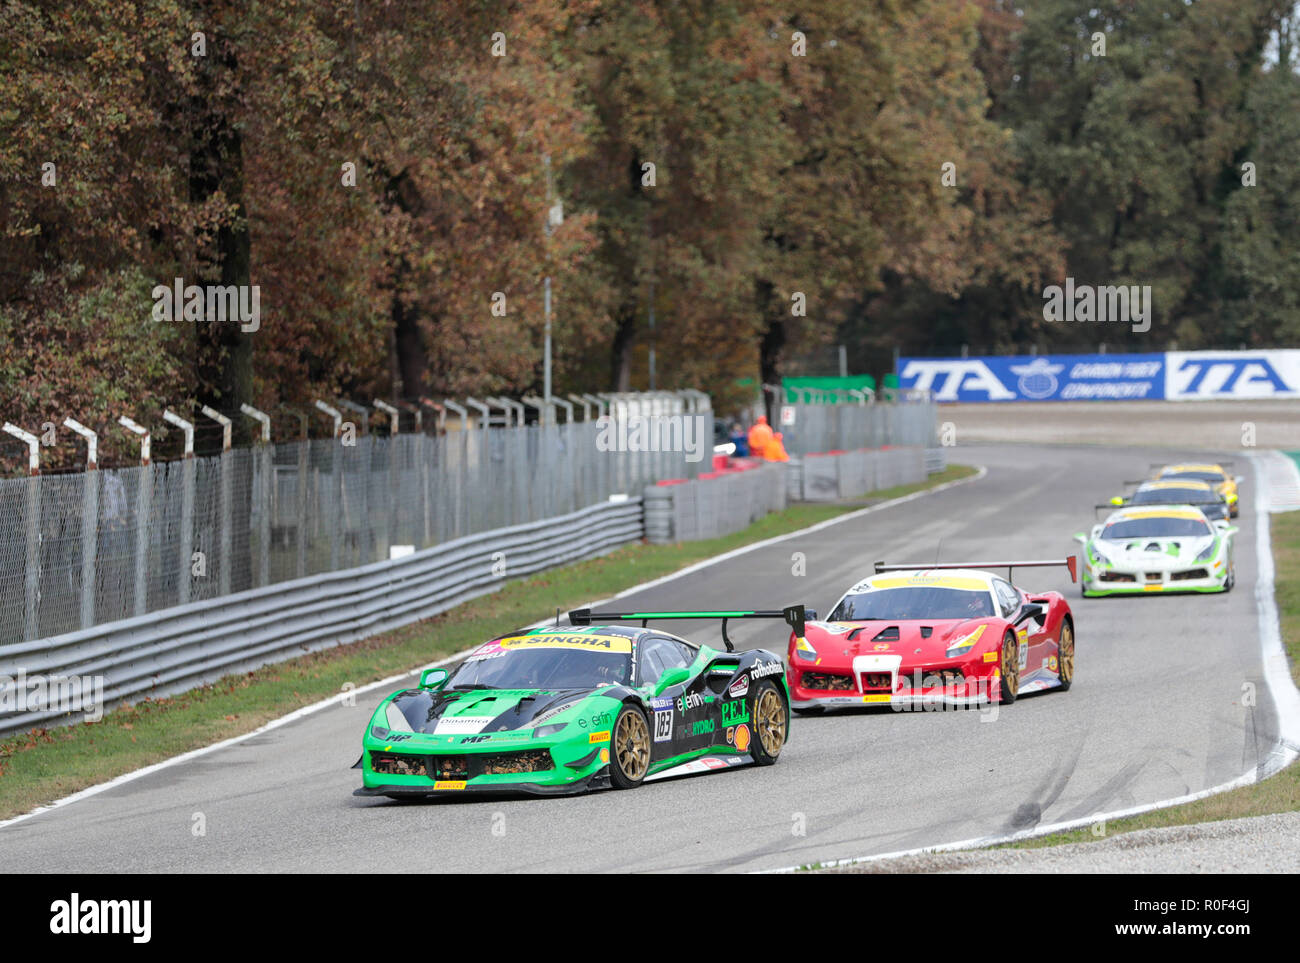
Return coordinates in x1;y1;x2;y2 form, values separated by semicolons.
442;401;468;540
200;406;233;594
313;401;343;570
296;438;309;577
116;416;153;616
241;404;272;587
374;401;400;557
464;397;490;431
3;424;41;640
63;419;99;627
163;411;196;604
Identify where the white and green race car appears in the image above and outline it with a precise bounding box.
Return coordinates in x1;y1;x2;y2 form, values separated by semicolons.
1074;505;1237;597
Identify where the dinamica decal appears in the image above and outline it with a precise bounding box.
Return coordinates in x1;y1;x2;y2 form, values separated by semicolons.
433;716;495;735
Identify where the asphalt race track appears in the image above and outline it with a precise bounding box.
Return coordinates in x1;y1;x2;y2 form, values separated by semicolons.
0;444;1283;873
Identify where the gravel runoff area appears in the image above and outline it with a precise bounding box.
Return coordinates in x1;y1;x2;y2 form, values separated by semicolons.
942;399;1300;450
827;811;1300;874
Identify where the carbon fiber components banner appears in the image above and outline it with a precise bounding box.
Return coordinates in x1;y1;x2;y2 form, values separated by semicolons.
897;353;1166;402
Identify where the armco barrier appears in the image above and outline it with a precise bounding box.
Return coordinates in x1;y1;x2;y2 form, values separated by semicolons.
0;497;642;737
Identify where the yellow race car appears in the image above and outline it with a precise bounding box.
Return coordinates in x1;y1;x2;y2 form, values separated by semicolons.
1148;463;1241;517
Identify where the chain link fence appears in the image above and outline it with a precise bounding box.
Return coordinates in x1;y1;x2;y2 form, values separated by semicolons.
0;419;706;647
0;397;937;649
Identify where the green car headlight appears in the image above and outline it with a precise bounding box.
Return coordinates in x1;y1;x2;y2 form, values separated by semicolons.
1196;539;1218;562
533;723;567;738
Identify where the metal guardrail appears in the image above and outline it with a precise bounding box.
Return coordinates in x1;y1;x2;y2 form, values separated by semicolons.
0;497;642;736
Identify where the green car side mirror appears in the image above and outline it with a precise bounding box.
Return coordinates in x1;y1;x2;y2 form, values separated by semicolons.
654;666;692;695
419;667;449;690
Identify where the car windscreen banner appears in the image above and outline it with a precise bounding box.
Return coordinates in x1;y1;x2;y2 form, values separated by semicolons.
896;353;1166;402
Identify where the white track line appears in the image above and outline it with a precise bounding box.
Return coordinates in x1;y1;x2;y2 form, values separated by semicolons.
763;451;1300;873
0;464;987;831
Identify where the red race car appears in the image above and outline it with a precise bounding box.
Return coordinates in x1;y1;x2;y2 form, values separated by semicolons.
787;559;1077;712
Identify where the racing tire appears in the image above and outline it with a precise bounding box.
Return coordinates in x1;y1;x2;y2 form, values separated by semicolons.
998;630;1019;705
1225;563;1235;593
609;704;652;789
749;680;788;766
1056;618;1074;692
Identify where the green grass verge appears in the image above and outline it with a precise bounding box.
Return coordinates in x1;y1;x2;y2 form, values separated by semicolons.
1002;508;1300;850
0;464;977;820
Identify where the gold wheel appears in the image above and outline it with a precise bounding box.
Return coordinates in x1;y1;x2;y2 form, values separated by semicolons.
755;687;786;757
614;707;650;783
1058;621;1074;685
1000;633;1020;701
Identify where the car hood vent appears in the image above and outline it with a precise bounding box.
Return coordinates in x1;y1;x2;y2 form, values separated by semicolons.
920;626;933;639
872;626;900;642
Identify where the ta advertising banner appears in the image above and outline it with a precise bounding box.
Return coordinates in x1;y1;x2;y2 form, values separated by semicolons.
896;354;1166;402
1165;350;1300;400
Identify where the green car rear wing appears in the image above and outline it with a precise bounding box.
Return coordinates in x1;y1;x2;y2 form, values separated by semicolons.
567;604;807;652
873;557;1078;584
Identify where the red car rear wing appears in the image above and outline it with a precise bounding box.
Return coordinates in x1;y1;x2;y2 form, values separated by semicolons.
873;558;1078;584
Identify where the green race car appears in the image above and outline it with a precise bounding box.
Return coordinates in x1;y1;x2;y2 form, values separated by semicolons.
353;606;802;799
1074;504;1237;597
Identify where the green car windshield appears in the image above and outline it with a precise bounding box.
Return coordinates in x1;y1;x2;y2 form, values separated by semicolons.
450;647;631;690
829;587;994;621
1102;517;1211;539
